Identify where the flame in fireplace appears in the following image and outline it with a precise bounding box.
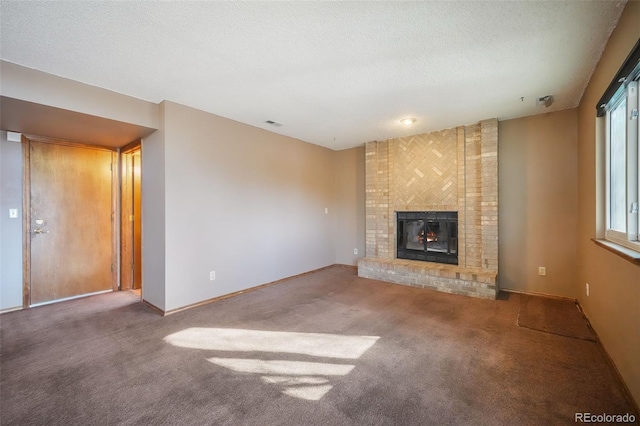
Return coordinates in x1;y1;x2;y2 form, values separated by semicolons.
419;229;438;243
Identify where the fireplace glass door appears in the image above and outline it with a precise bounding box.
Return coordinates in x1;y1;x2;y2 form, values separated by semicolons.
397;212;458;265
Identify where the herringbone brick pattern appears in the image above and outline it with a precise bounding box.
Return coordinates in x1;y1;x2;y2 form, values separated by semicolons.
391;129;457;206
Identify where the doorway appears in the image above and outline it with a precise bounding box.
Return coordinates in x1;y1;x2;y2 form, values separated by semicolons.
23;135;117;307
120;141;142;296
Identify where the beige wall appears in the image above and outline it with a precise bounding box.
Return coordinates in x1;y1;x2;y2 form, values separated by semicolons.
0;61;158;130
161;101;337;312
140;103;166;310
0;58;342;312
0;59;342;312
0;132;23;310
576;1;640;405
498;109;578;297
334;146;365;266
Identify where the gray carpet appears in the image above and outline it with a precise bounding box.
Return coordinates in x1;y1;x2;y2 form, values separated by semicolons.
517;294;597;341
0;266;636;425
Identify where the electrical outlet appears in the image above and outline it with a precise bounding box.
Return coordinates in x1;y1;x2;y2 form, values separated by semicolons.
354;248;358;255
538;266;546;276
586;283;589;296
9;209;18;218
210;271;216;281
325;207;328;214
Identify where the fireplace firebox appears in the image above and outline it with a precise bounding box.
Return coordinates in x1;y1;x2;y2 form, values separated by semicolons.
397;211;458;265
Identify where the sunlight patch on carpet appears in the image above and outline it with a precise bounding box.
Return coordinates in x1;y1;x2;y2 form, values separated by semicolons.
206;358;354;401
262;375;331;400
164;328;379;359
164;328;379;401
207;358;354;376
282;385;333;401
262;375;330;386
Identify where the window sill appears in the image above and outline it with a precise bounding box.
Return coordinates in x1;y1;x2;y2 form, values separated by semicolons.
592;239;640;266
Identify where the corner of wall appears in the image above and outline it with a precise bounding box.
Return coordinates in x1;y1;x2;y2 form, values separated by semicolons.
333;146;366;266
140;102;166;311
0;131;24;310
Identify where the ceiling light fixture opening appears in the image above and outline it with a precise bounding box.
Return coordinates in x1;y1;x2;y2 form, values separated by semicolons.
400;118;416;126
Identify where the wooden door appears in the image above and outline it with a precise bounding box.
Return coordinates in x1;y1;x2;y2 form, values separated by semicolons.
25;138;115;305
120;151;134;290
132;152;142;290
119;143;142;292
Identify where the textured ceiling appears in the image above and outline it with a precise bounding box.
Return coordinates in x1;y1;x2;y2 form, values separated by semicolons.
0;1;626;150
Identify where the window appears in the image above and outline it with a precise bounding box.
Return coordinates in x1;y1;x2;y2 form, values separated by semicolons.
604;78;639;251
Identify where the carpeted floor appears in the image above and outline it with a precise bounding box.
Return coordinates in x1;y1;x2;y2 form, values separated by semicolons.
0;266;636;425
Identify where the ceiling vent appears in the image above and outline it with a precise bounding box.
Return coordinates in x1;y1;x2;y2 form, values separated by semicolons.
265;120;283;127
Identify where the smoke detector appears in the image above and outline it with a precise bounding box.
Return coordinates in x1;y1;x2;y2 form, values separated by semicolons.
536;95;554;108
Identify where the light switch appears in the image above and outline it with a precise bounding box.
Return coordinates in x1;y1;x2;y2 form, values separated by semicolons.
9;209;18;218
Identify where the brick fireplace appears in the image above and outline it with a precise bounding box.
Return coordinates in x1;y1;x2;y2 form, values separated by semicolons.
357;119;498;299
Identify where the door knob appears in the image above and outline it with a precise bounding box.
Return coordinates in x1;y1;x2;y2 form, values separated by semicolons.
33;228;49;234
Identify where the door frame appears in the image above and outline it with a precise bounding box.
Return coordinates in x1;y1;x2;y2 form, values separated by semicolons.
119;139;142;292
22;134;119;308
